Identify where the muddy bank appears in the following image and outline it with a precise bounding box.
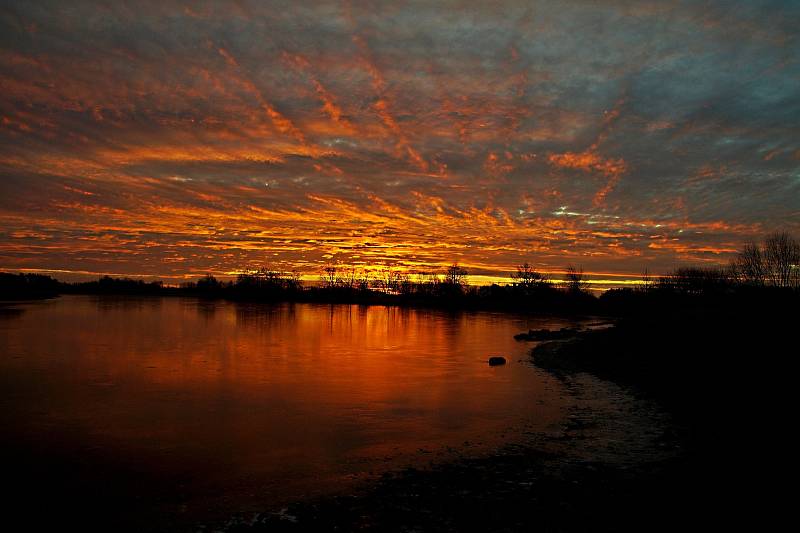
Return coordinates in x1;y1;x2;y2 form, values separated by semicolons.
527;314;790;532
528;312;782;437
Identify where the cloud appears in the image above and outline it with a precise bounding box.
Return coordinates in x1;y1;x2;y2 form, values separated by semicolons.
1;0;799;282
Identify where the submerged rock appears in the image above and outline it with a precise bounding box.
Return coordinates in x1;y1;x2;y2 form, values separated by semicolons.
514;327;581;342
488;356;507;366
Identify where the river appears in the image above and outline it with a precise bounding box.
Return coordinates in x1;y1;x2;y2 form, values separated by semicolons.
1;295;593;530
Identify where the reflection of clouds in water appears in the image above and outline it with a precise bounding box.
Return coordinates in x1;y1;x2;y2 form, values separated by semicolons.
93;296;164;313
0;306;25;319
1;295;582;460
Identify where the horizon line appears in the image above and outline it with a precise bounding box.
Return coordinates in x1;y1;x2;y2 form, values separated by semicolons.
3;266;648;290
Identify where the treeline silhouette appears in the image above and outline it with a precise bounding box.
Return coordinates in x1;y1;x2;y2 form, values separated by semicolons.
0;272;62;299
0;263;596;312
600;231;800;316
0;273;165;299
174;263;599;312
169;264;597;312
69;276;165;294
529;233;800;506
3;231;798;314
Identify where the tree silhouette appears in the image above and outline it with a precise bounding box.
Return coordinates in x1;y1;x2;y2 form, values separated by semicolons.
731;231;799;288
764;231;800;288
511;263;550;292
444;264;468;287
731;242;766;286
564;264;587;293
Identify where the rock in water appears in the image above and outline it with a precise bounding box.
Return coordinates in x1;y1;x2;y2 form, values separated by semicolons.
514;327;581;341
488;356;507;366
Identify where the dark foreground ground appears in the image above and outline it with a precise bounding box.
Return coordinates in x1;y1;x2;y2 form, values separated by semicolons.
212;301;790;533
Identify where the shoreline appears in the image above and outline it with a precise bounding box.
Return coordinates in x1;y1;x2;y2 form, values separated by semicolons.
215;303;787;531
209;340;693;532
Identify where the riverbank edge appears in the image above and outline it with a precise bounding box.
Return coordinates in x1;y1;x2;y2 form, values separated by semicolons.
212;325;695;533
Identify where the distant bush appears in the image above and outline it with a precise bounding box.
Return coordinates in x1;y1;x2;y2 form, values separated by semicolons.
0;272;62;299
656;266;731;295
234;268;301;296
72;276;165;294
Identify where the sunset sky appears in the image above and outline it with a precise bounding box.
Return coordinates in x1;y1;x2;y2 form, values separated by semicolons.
1;1;799;285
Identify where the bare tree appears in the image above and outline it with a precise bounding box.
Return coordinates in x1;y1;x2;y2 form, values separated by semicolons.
511;262;550;291
355;269;371;291
285;270;302;291
763;231;800;288
397;273;413;295
376;268;406;294
640;267;653;292
659;266;728;294
321;266;337;288
733;242;766;286
444;264;468;286
389;270;408;293
337;267;357;289
375;267;390;292
564;264;587;293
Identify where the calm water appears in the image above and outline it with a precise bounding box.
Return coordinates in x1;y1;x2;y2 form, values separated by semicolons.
0;296;583;530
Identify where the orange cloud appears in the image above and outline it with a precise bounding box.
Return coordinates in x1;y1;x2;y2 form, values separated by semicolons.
547;150;627;206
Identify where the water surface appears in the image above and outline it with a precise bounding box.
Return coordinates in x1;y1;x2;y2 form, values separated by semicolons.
0;296;583;530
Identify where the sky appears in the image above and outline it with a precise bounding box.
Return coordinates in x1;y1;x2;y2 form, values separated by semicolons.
1;0;799;285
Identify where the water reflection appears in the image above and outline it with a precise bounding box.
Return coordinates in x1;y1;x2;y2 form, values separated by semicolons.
0;305;24;320
0;295;584;530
